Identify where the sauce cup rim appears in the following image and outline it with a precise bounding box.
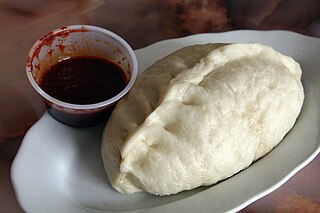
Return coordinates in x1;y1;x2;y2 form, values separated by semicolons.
26;25;138;110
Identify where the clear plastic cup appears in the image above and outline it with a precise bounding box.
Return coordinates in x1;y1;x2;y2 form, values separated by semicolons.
26;25;138;127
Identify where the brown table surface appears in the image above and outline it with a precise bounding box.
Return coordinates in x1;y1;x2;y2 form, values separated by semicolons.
0;0;319;212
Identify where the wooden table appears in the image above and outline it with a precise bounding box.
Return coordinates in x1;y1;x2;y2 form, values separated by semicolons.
0;0;319;212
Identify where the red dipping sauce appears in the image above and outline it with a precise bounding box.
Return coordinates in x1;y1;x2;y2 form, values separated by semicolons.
26;25;138;127
39;56;127;105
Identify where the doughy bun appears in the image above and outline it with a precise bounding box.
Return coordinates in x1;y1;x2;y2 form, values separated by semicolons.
101;43;304;196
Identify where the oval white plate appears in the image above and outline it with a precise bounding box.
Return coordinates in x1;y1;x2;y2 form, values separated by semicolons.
11;30;320;213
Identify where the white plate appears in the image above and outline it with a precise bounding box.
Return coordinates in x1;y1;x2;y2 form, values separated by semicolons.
12;30;320;213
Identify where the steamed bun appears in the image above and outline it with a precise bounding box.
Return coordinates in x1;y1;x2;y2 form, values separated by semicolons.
101;43;304;196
